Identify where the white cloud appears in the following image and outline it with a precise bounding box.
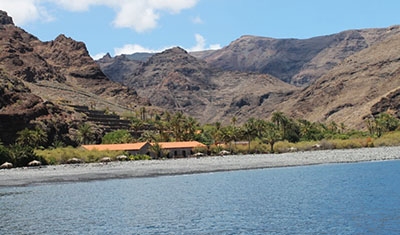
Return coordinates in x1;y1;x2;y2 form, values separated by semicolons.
3;0;199;32
114;44;155;55
0;0;53;25
112;34;222;55
192;16;203;24
189;34;206;51
112;1;159;32
91;52;107;60
0;0;199;32
209;44;222;50
188;34;221;52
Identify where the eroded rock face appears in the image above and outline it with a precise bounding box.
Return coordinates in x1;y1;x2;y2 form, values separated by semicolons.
195;26;400;86
98;46;299;124
278;33;400;129
0;10;150;144
371;89;400;118
0;10;14;25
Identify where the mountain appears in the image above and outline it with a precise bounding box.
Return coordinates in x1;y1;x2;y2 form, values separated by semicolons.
100;47;298;124
98;26;400;129
196;26;400;85
277;32;400;129
0;10;149;145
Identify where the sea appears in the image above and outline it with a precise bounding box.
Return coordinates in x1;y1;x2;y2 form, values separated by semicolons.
1;160;400;234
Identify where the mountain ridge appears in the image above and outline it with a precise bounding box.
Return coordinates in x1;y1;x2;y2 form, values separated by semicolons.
98;25;400;128
0;10;150;144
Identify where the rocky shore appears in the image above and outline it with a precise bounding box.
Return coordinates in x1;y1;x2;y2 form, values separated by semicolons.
1;146;400;187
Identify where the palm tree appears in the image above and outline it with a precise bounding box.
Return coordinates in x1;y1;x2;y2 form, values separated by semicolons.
16;127;48;148
170;112;185;141
261;122;281;153
242;118;258;152
271;112;288;130
231;116;237;126
183;116;199;141
77;123;95;145
149;142;169;159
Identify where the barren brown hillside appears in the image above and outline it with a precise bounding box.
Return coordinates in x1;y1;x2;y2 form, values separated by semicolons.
114;47;299;124
278;33;400;129
0;10;150;144
198;26;400;85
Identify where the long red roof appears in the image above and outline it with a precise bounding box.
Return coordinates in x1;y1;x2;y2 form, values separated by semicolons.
81;141;206;151
82;142;149;151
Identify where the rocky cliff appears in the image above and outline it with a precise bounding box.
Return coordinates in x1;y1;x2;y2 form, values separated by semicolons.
98;26;400;129
102;47;298;124
278;32;400;129
196;26;400;85
0;10;149;144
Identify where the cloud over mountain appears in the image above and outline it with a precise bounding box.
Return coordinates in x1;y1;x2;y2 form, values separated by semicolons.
0;0;199;32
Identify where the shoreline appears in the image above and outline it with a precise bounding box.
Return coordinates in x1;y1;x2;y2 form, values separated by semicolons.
1;146;400;187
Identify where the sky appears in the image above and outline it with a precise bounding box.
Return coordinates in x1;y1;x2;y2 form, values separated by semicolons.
0;0;399;59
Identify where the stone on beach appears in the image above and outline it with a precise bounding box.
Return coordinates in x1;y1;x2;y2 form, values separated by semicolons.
1;146;400;187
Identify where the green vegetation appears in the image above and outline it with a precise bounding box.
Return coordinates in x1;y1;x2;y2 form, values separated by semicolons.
35;147;147;165
0;143;47;167
102;129;133;144
2;109;400;167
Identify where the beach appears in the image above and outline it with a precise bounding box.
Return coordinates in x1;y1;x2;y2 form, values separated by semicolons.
1;146;400;187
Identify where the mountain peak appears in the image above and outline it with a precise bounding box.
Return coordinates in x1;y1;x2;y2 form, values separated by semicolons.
0;10;14;25
164;46;188;54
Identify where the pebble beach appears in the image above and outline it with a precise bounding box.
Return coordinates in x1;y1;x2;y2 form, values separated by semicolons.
1;146;400;187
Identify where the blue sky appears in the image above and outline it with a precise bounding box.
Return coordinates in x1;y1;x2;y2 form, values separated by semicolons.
0;0;399;59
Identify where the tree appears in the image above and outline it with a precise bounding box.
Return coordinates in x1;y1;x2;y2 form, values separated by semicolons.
8;144;47;167
149;142;169;159
0;143;11;164
272;112;289;131
76;123;95;145
102;130;133;144
241;118;258;152
220;125;240;153
261;122;281;153
182;116;199;141
170;112;185;141
366;113;400;137
16;127;48;148
298;119;324;141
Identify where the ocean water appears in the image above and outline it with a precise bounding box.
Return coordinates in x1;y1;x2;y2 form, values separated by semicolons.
1;160;400;234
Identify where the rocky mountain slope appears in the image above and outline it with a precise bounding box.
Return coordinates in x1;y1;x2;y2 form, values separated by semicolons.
0;11;149;144
195;26;400;85
98;25;400;129
278;32;400;129
100;47;298;124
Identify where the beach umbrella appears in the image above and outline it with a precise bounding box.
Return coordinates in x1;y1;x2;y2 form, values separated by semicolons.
0;162;13;169
99;157;111;163
219;150;230;155
28;160;41;166
66;158;83;164
116;155;128;161
193;152;205;157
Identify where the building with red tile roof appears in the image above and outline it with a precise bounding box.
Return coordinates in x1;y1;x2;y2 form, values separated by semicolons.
81;141;206;158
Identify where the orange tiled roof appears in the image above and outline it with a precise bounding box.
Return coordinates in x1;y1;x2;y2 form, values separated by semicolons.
157;141;206;149
81;142;149;151
81;141;206;151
